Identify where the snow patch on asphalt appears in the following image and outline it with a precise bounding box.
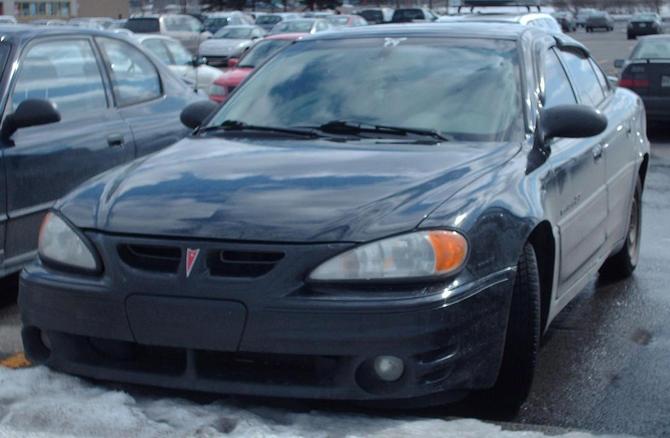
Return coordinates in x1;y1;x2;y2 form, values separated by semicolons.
0;367;603;437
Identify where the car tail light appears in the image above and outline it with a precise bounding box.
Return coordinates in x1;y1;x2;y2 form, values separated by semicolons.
619;78;650;89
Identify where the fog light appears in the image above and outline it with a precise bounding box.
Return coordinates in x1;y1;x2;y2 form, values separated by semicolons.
373;355;404;382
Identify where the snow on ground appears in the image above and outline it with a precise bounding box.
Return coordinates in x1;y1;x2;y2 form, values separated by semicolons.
0;366;608;438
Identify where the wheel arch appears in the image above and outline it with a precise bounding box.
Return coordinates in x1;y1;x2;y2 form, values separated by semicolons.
526;220;555;333
639;153;649;189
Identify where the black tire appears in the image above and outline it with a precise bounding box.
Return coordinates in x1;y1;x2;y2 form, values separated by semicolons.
600;177;642;280
469;244;541;418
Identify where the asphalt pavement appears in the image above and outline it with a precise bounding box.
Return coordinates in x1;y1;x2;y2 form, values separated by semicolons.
0;22;669;438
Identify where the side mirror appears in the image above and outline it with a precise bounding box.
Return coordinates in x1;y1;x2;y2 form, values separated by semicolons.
227;58;239;68
608;75;618;88
192;55;207;67
180;100;218;130
614;59;625;69
542;104;607;142
1;99;61;142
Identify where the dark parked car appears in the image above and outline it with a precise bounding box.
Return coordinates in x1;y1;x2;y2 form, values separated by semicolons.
553;11;577;32
357;8;394;24
615;35;670;121
627;13;664;39
21;23;649;415
391;8;438;23
585;11;614;32
0;25;200;279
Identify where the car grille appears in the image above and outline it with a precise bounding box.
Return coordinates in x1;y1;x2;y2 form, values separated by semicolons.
118;244;182;273
118;243;284;278
207;249;284;278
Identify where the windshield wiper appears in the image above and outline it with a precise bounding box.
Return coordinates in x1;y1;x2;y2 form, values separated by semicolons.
199;120;320;138
311;120;450;142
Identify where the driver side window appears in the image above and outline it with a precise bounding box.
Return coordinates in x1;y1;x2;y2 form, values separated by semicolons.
543;49;577;108
97;37;161;107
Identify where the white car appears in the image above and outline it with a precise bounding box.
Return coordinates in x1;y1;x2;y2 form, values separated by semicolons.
136;34;224;95
198;25;266;67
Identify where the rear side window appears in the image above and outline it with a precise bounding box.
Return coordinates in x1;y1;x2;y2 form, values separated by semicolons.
142;39;171;64
543;50;577;108
12;39;108;120
124;18;160;33
97;38;161;106
589;58;609;94
559;50;606;106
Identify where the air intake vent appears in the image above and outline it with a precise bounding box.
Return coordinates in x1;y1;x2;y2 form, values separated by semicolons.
118;244;181;273
208;250;284;278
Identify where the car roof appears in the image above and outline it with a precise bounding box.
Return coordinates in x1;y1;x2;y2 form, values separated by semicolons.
302;22;528;40
300;22;590;53
263;32;308;40
133;33;179;43
453;12;554;23
220;24;259;29
0;24;138;43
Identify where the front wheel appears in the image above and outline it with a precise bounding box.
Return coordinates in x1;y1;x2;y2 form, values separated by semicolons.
600;177;642;280
468;244;541;418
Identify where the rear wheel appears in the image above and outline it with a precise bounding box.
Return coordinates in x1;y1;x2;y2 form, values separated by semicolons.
600;177;642;280
469;244;541;418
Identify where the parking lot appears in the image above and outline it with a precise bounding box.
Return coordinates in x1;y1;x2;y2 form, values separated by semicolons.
1;21;670;437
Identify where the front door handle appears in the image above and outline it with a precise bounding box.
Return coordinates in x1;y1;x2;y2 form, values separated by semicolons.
107;134;124;147
592;144;604;161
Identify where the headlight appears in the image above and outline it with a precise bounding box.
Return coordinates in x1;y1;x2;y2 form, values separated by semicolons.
309;230;468;282
208;84;227;96
38;212;100;273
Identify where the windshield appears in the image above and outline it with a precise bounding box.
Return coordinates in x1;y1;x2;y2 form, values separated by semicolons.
272;20;314;33
634;14;657;21
239;39;292;68
256;15;282;25
632;39;670;59
209;38;522;142
204;17;230;33
393;9;423;21
328;16;350;25
124;18;160;33
215;27;254;39
165;40;192;65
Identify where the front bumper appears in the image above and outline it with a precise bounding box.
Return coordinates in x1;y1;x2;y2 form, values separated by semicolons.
20;233;515;402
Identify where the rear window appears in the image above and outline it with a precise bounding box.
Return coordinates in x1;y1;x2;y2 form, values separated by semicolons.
271;20;314;33
204;17;230;33
631;39;670;59
211;37;523;142
392;9;424;22
256;15;282;25
359;10;382;23
124;18;160;33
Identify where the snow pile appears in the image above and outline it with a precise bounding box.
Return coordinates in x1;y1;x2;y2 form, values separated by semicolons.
0;366;604;438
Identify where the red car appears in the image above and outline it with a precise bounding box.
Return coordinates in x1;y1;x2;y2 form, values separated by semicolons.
209;33;306;103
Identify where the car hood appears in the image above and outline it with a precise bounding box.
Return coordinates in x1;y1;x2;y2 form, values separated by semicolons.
216;67;253;86
59;137;519;243
200;38;251;53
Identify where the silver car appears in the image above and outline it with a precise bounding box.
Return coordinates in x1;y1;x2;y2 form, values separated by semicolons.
137;34;224;94
124;14;212;54
270;18;333;35
198;25;266;67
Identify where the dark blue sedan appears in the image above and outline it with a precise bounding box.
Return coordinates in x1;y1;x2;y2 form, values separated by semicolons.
20;23;649;414
0;25;200;280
